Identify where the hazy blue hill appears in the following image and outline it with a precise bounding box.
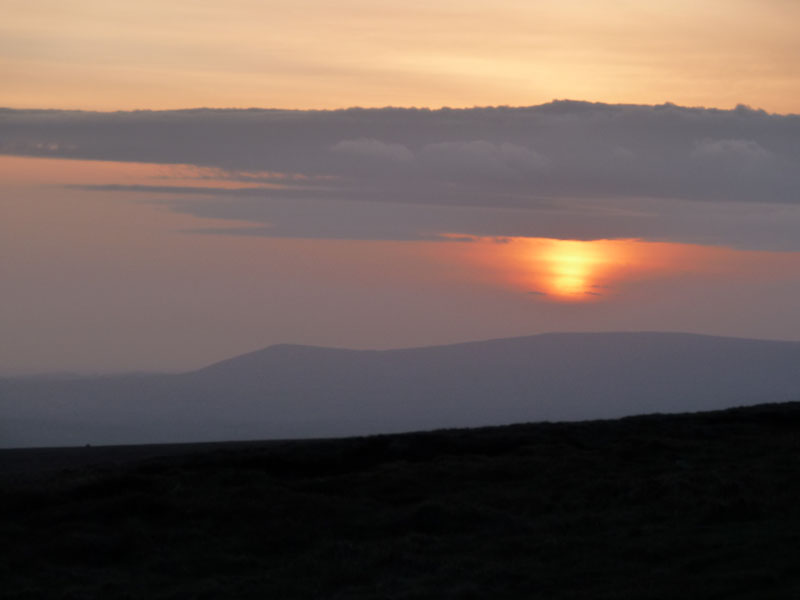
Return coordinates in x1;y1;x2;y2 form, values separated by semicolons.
3;332;800;447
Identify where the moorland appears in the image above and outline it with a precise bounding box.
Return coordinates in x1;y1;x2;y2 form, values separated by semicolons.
3;401;800;599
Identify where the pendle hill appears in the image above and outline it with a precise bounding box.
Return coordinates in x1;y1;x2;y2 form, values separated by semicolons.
2;332;800;448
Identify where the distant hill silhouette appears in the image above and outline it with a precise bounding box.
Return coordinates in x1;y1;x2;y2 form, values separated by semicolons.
2;332;800;447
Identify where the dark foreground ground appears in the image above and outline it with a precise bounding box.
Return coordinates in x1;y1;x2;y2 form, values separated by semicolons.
3;403;800;599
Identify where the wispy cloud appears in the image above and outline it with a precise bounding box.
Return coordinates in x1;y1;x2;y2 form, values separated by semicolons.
4;102;800;249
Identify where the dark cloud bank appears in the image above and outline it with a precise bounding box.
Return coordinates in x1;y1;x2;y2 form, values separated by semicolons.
3;101;800;249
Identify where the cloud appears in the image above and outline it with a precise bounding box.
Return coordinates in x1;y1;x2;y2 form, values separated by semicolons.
331;138;414;163
418;141;550;181
691;138;771;163
3;102;800;248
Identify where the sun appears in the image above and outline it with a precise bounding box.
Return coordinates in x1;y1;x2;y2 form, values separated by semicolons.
541;241;604;299
517;238;628;301
445;235;644;302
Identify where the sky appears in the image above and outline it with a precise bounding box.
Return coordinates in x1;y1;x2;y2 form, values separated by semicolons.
2;0;800;374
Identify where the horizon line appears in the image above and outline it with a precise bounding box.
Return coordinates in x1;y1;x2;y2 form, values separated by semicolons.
0;100;791;117
4;330;800;379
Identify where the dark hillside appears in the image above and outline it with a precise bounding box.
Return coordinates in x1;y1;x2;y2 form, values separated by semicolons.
4;402;800;599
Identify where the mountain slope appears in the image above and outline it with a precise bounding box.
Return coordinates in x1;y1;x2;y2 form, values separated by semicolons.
3;332;800;447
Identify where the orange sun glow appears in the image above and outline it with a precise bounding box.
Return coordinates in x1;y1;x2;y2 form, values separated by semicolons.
451;236;645;302
534;239;626;300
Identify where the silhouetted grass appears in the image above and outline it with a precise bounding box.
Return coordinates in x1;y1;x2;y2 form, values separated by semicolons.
3;402;800;598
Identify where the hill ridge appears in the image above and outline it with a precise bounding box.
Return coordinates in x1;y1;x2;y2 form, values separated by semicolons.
3;331;800;448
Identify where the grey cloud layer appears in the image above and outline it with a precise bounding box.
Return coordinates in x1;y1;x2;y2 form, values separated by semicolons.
3;102;800;248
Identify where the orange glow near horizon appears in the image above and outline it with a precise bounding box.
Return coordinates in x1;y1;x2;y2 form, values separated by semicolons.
5;150;800;374
1;155;798;314
450;235;769;304
536;239;619;300
453;236;638;302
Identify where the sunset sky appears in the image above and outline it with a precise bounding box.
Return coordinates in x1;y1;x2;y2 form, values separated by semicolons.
2;0;800;374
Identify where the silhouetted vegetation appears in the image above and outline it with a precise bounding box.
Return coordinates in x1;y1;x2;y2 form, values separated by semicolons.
3;402;800;598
